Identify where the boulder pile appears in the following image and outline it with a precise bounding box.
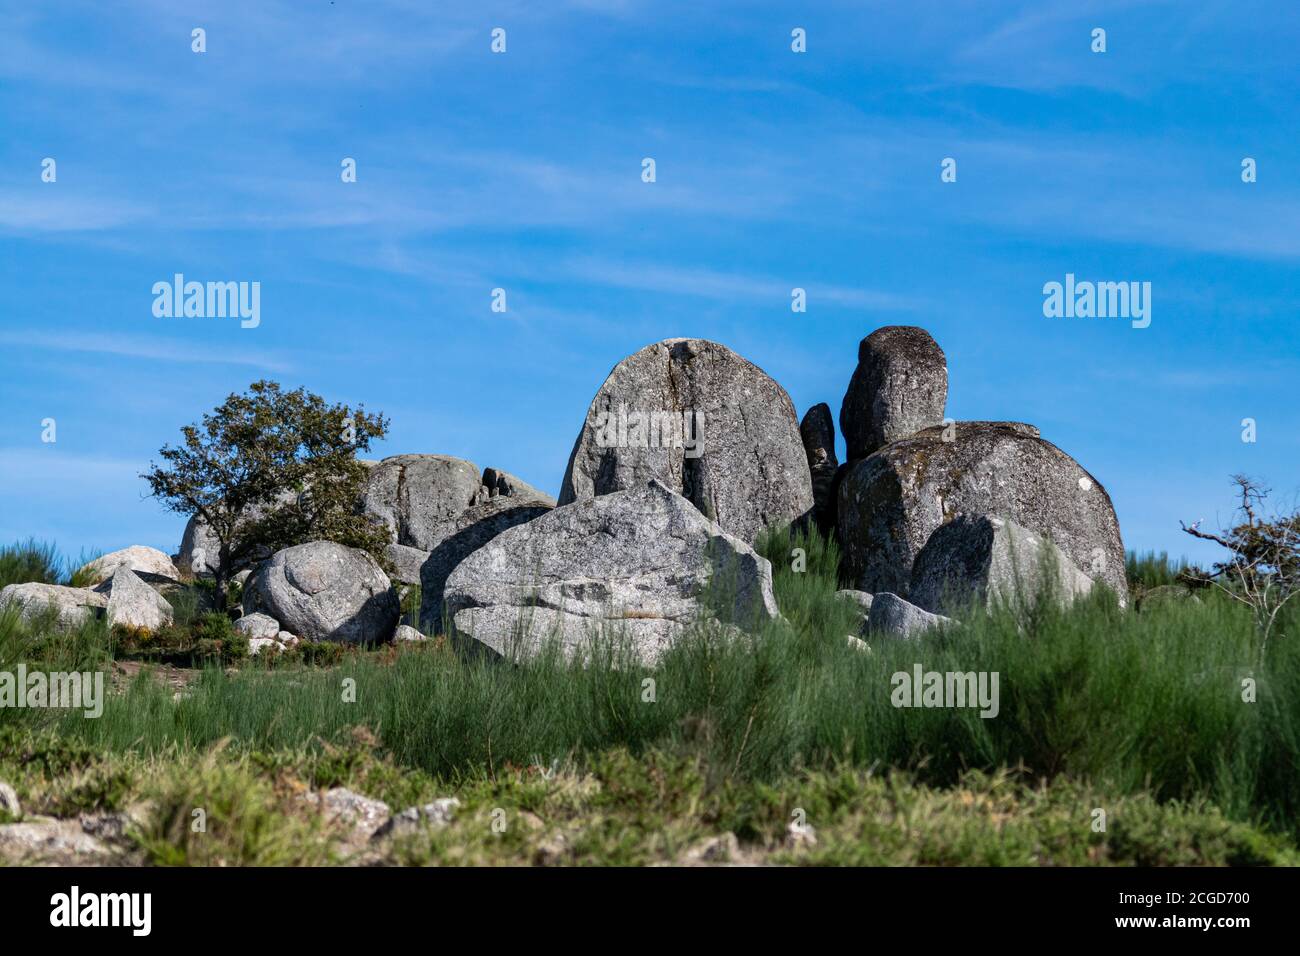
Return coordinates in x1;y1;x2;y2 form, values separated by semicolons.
7;326;1124;655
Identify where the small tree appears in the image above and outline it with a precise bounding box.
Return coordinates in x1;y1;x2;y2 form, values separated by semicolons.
1181;474;1300;651
142;381;390;610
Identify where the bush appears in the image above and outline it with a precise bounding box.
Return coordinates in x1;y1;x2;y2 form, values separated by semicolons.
0;539;63;588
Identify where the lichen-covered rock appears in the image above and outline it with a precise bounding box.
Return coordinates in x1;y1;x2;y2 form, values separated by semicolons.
361;454;485;552
837;422;1127;604
0;582;106;629
102;568;174;630
77;546;179;587
800;403;840;534
839;326;948;461
558;338;813;543
909;514;1094;615
445;479;780;664
244;542;399;644
867;592;954;639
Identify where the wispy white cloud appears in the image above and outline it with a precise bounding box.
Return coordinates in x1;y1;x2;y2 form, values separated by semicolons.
0;331;293;373
556;256;921;310
0;192;154;233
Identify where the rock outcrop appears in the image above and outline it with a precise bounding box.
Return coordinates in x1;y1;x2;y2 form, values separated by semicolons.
417;493;555;633
444;479;780;663
558;338;814;543
233;612;281;641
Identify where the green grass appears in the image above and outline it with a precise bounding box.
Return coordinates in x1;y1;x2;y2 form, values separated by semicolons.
1126;549;1196;591
0;538;102;590
0;725;1291;866
2;528;1298;864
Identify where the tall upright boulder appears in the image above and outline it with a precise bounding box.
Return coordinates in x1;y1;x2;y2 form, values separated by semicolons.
840;326;948;461
799;403;839;535
559;338;813;543
837;422;1127;604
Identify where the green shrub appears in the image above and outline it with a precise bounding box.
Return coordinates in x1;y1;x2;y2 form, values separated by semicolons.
0;539;63;588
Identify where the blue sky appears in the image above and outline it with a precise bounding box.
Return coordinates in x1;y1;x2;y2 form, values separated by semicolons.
1;0;1296;568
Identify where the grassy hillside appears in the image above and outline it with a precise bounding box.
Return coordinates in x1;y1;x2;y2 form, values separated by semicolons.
1;531;1297;865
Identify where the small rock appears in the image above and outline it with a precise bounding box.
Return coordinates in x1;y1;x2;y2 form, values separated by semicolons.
786;820;818;850
0;782;20;818
845;635;871;653
248;637;287;657
393;624;427;643
683;831;741;865
535;831;570;866
835;589;874;614
276;630;300;646
304;788;391;839
0;820;113;863
372;798;459;840
867;592;954;639
234;612;281;641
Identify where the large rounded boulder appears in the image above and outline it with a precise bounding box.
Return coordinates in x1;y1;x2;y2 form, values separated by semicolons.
840;326;948;461
837;422;1127;604
445;479;781;664
77;546;179;587
244;541;399;644
559;338;813;544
